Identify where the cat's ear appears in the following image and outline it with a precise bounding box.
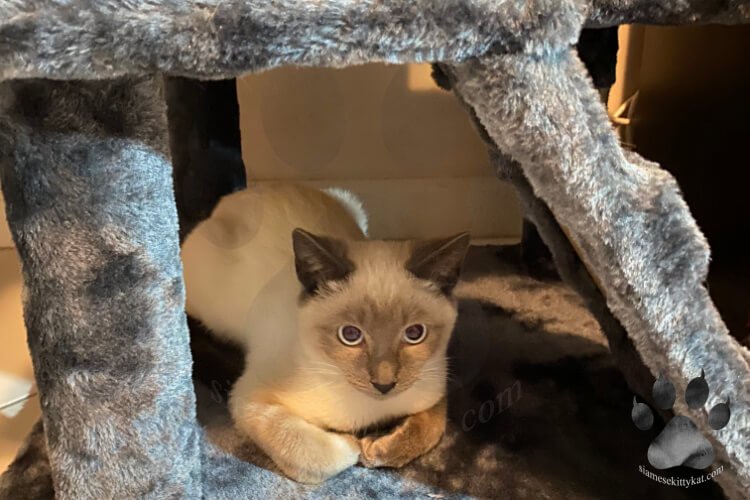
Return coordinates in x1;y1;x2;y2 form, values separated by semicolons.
407;232;470;295
292;228;354;294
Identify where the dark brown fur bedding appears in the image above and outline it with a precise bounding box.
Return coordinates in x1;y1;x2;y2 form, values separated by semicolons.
191;245;724;499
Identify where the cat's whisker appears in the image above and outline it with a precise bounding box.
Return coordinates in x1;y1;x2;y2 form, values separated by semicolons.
299;370;340;378
304;362;341;375
307;360;339;368
304;366;339;373
418;374;453;385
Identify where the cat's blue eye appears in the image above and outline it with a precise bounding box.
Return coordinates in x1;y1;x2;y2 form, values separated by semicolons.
338;325;364;346
403;324;427;344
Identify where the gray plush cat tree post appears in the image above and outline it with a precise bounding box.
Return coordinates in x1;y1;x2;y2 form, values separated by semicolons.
1;1;749;499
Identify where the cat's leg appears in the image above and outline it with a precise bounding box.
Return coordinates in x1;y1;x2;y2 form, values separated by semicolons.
230;392;360;483
360;397;447;468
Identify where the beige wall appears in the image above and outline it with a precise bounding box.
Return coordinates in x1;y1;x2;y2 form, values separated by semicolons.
237;63;522;241
608;24;750;137
608;26;644;116
0;191;11;248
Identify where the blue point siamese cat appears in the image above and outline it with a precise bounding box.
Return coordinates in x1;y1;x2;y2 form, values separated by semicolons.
182;183;469;483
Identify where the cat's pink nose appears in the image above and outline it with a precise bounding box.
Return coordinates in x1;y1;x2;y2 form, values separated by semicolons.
371;381;396;394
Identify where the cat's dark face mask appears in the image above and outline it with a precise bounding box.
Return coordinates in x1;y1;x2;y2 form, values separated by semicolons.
293;229;469;399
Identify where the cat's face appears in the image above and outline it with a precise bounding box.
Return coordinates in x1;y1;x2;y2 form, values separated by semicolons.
293;229;469;398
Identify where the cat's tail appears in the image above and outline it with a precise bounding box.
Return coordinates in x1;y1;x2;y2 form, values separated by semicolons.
323;187;369;237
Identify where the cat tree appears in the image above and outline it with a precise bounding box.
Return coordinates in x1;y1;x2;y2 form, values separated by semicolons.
1;1;749;499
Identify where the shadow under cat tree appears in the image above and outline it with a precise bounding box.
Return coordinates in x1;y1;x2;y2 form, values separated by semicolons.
188;245;724;500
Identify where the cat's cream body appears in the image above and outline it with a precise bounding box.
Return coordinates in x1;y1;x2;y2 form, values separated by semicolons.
182;184;365;348
182;184;452;482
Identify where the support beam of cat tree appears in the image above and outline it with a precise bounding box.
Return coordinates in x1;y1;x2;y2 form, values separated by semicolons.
0;77;202;498
447;49;750;498
435;57;664;426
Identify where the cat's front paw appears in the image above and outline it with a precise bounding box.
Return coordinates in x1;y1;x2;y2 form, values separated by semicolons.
360;400;446;469
282;432;360;484
360;434;401;468
360;432;425;469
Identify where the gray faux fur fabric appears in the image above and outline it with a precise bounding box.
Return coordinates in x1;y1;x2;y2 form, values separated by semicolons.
0;77;202;498
1;0;750;498
2;1;749;81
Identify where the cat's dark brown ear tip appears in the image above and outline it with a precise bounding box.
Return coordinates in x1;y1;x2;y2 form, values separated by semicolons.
455;232;471;259
291;228;322;250
446;232;471;257
291;228;324;260
291;228;354;294
291;228;306;249
407;232;471;295
454;232;471;246
292;227;311;239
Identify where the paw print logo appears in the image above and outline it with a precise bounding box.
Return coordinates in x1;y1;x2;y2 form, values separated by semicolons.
631;370;731;470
